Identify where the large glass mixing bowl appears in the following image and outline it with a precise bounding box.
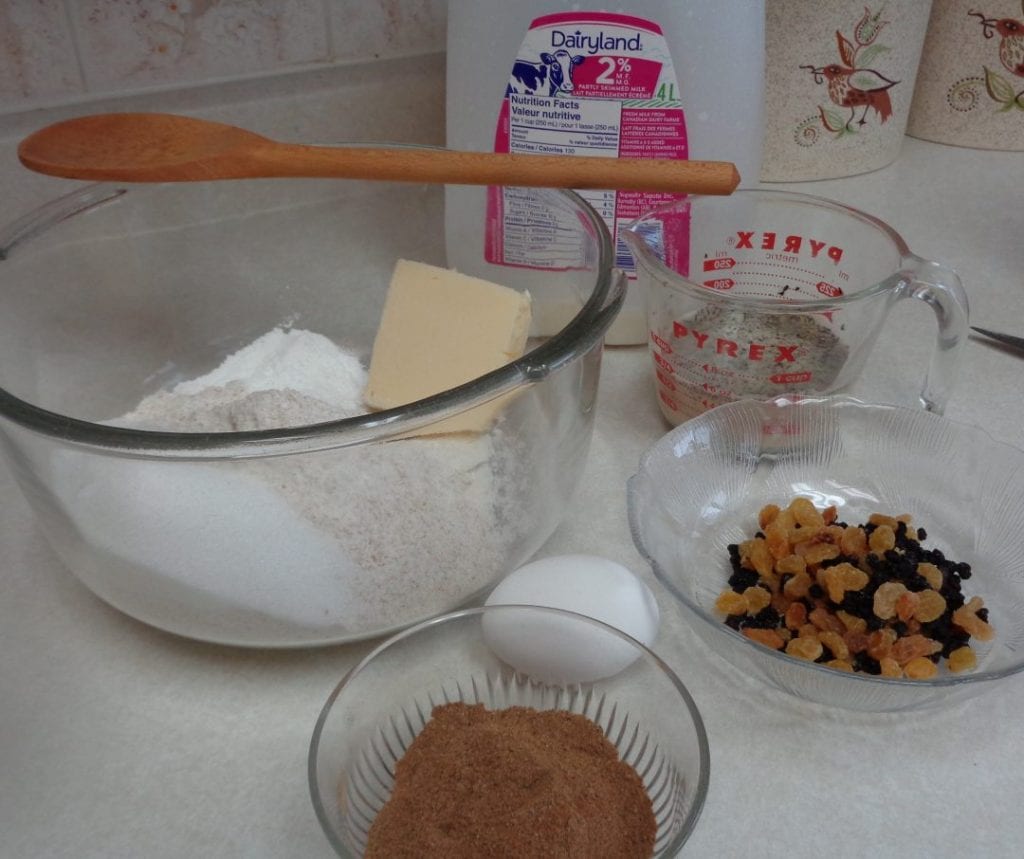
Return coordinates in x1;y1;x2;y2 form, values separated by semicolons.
0;171;623;647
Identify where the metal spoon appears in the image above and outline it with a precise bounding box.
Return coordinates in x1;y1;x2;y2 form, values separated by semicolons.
971;326;1024;356
17;112;741;195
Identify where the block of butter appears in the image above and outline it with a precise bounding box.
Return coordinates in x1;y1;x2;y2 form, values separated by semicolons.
364;259;532;434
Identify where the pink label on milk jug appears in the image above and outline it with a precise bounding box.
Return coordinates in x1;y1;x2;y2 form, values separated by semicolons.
486;11;690;272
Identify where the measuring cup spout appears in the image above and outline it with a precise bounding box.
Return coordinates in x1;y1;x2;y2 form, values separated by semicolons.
624;197;694;284
622;218;671;282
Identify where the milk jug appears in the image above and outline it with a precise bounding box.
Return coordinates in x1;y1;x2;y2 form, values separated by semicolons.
445;0;766;344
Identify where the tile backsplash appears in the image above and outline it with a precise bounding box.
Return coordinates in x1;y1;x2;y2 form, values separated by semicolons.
0;0;447;114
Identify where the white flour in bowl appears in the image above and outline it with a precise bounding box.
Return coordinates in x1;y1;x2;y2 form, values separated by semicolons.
51;328;522;638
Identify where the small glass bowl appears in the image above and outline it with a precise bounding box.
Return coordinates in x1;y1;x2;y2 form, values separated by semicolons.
628;395;1024;712
308;605;710;857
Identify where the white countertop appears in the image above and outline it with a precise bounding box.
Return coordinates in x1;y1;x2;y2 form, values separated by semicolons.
2;68;1024;857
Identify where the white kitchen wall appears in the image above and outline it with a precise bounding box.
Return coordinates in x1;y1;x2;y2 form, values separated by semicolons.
0;0;447;114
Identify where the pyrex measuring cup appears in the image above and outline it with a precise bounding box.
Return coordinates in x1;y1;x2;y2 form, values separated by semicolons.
623;190;969;425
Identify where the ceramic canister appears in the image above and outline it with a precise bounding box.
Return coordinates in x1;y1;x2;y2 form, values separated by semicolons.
907;0;1024;150
762;0;934;181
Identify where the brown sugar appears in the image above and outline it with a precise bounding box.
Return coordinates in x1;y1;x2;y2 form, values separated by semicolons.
362;702;657;858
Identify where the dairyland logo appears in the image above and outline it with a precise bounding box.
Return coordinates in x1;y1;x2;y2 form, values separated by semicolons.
551;29;643;54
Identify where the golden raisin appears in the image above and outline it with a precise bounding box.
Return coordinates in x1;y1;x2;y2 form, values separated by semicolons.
741;538;775;578
789;497;824;527
868;524;896;553
904;656;939;680
837;610;867;634
913;589;947;624
917;562;943;591
873;581;909;620
786;636;823;661
797;542;841;565
782;571;812;600
776;554;807;576
824;523;845;540
809;606;846;635
868;513;899;529
758;503;781;529
797;623;820;639
743;586;772;615
879;656;902;678
825;659;854;672
891;634;942;666
789;523;823;545
784;601;808;631
764;518;793;559
818;630;850;662
839;525;868;558
952;596;995;642
866;628;897;661
843;629;870;655
948;646;978;673
894;590;920;623
771;591;792;615
822;505;838;525
715;590;748;616
820;562;869;604
742;627;785;650
770;508;796;537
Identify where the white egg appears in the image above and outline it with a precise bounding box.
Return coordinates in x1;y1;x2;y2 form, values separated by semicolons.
482;554;661;683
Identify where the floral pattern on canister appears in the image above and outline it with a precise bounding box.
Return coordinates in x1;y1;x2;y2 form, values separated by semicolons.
795;5;901;143
947;3;1024;112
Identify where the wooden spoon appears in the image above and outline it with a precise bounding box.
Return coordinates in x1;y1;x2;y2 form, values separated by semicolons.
18;112;740;195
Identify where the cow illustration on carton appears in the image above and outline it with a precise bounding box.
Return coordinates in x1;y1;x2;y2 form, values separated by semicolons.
508;50;585;96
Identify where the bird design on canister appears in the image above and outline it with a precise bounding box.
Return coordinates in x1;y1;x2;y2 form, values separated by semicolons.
799;5;899;134
945;4;1024;113
803;61;899;129
971;5;1024;79
792;5;901;143
965;3;1024;109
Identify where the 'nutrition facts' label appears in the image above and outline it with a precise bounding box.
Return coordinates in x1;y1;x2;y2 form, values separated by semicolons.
486;11;690;272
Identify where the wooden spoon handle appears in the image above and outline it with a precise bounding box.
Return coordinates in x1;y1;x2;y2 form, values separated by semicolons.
251;144;740;194
17;110;739;193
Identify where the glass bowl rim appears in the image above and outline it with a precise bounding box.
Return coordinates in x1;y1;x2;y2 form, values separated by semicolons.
627;394;1024;690
307;603;711;858
0;158;623;459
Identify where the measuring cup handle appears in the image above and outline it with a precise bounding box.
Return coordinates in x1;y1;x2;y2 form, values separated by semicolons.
902;257;969;414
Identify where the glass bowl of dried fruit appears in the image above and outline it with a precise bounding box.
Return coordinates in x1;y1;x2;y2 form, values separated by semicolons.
309;605;710;858
627;396;1024;712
